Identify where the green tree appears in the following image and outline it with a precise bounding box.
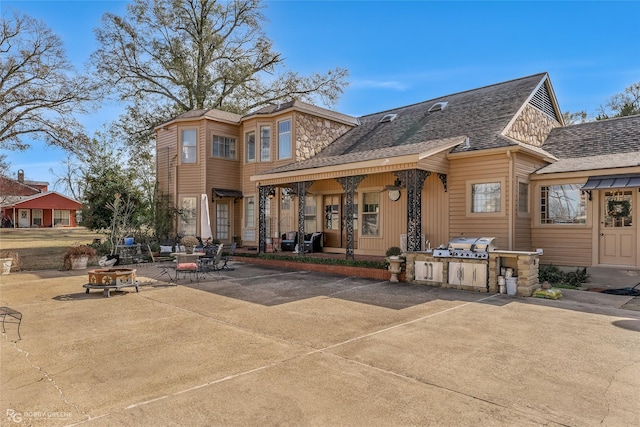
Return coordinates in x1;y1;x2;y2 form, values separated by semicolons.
597;81;640;120
80;139;145;233
0;11;99;153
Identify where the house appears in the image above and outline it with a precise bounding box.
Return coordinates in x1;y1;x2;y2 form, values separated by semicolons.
155;72;640;269
0;170;82;228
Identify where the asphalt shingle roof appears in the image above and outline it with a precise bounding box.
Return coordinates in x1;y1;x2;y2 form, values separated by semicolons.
266;73;549;174
536;114;640;173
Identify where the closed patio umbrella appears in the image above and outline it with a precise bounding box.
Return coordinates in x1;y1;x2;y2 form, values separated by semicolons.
201;194;213;240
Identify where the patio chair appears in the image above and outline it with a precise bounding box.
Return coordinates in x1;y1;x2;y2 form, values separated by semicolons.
198;243;225;276
175;253;202;283
220;242;237;270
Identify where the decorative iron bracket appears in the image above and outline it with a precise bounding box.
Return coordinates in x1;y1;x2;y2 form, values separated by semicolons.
438;173;448;192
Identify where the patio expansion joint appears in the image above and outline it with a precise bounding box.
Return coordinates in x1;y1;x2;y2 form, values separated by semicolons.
113;293;506;416
3;335;89;419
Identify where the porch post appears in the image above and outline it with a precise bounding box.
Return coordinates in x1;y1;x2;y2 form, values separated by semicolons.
295;181;313;256
336;175;365;259
258;185;274;254
403;169;431;252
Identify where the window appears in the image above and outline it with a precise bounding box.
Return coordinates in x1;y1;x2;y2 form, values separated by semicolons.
212;135;236;159
53;210;70;226
540;184;586;224
32;209;43;226
361;192;379;236
471;182;501;213
260;126;270;161
246;131;255;163
281;188;292;211
181;129;197;163
245;196;255;228
304;196;317;232
278;120;291;159
518;181;529;214
178;196;197;235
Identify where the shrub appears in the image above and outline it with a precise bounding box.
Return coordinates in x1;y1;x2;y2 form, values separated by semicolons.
62;244;97;270
539;265;589;288
385;246;402;257
0;250;22;272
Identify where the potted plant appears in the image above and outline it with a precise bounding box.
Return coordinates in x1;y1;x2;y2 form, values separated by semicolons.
62;244;97;270
180;235;199;254
0;250;21;275
385;246;404;282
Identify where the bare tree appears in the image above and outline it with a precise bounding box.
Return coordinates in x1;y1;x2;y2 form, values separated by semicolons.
0;12;100;153
562;110;589;125
597;81;640;120
91;0;348;115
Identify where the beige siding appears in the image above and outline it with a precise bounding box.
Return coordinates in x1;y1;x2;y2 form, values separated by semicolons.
422;172;449;248
448;154;511;249
513;153;548;251
530;179;593;267
532;228;592;266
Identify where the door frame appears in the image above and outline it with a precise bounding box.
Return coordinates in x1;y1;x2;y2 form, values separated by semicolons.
597;189;637;267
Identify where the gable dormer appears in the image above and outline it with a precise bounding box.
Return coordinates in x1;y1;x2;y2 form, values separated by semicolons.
503;76;563;147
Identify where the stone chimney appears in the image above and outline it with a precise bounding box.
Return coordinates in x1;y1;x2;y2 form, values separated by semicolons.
17;169;24;183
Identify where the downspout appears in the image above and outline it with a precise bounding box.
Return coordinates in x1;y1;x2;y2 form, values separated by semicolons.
506;149;513;250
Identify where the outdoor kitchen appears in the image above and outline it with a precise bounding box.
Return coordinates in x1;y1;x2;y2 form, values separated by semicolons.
405;237;541;296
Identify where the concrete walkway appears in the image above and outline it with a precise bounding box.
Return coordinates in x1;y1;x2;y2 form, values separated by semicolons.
1;262;639;426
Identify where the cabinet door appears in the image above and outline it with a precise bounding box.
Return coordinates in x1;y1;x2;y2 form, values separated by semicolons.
472;264;487;287
448;262;462;285
430;262;443;282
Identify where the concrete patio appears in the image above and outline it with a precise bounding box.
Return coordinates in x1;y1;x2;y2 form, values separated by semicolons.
1;261;639;426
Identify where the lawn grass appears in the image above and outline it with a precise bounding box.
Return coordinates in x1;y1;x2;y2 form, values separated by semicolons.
0;227;103;271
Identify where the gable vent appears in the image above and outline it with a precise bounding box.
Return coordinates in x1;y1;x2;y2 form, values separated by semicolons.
379;113;398;123
428;101;448;112
529;83;560;121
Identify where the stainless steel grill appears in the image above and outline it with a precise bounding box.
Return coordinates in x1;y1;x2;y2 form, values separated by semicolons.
446;237;497;259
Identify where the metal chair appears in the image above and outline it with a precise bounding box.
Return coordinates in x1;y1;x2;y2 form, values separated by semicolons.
175;253;203;283
221;242;237;270
199;244;225;277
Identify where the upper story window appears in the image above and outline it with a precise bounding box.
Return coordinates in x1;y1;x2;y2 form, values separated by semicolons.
471;182;501;213
260;125;271;161
540;184;586;224
181;129;197;163
246;131;255;163
212;135;236;159
278;119;291;160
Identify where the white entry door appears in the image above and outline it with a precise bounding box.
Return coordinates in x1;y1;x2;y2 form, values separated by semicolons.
18;209;30;228
599;190;636;266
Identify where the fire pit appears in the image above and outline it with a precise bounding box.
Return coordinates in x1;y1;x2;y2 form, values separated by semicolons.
84;268;139;297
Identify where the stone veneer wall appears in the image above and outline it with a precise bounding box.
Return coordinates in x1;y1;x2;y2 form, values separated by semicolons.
505;104;561;147
295;112;353;160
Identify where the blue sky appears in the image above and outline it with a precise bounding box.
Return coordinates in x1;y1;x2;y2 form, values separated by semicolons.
2;0;640;189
